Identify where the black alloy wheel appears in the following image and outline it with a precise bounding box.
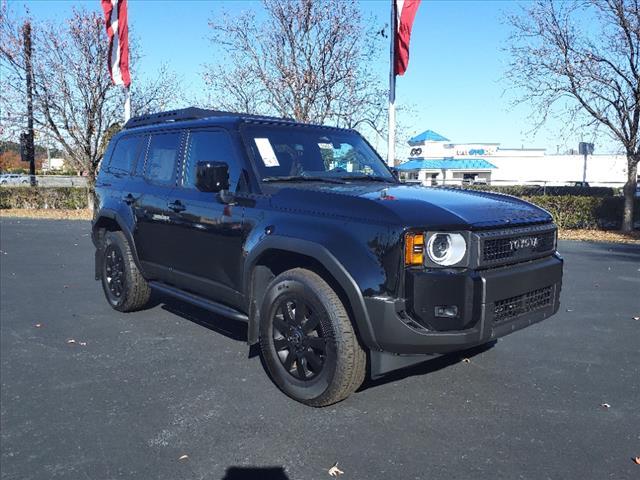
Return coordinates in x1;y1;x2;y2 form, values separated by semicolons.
104;244;125;301
272;295;328;381
259;268;366;407
99;230;151;312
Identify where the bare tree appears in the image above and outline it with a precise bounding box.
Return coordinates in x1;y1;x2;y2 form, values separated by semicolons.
0;5;181;200
203;0;386;135
506;0;639;231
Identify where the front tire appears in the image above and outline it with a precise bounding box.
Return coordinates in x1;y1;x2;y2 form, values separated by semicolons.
100;231;151;312
259;268;366;407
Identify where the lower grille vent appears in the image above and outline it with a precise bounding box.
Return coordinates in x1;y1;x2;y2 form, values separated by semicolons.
493;286;553;323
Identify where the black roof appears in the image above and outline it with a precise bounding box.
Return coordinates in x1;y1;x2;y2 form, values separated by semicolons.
123;107;295;130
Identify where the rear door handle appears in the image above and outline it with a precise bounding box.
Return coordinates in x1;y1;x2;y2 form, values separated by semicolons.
122;193;136;205
167;200;186;213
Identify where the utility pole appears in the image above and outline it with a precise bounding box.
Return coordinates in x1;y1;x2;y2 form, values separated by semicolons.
23;21;36;186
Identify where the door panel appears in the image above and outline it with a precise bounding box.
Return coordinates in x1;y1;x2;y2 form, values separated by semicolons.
127;131;183;281
165;191;244;307
164;129;245;307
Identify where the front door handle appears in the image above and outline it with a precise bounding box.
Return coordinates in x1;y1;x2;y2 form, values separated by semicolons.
167;200;186;213
122;193;136;205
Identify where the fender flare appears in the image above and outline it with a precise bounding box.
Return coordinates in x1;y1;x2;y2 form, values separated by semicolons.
244;236;379;350
92;208;144;277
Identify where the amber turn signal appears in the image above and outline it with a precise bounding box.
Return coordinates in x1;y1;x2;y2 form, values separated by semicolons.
405;232;425;266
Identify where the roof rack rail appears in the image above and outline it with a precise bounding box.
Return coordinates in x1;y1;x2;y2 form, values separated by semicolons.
123;107;295;129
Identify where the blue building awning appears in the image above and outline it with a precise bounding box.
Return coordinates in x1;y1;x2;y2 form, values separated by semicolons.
408;130;450;145
396;158;497;171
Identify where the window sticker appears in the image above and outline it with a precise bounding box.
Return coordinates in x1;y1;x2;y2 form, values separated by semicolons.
254;138;280;167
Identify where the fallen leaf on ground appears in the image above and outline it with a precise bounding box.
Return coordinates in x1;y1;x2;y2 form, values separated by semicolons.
633;457;640;465
178;454;189;461
462;358;471;363
34;323;42;328
66;339;76;344
328;462;344;477
600;403;610;409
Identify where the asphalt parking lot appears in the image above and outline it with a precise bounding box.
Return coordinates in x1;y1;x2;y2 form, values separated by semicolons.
1;218;639;480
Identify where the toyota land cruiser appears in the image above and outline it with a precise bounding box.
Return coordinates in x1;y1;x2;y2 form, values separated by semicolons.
92;108;563;406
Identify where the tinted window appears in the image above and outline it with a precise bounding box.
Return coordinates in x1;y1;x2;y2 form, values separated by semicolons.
144;132;181;185
108;136;142;174
183;130;239;190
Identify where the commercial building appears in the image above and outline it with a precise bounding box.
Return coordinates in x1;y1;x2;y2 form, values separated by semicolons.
396;130;630;187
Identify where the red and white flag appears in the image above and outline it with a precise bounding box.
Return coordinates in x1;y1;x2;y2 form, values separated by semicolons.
394;0;421;76
101;0;131;87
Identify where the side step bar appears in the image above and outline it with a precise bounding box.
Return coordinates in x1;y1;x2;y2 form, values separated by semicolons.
149;281;249;323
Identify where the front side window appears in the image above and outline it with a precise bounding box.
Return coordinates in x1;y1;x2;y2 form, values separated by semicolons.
242;126;394;183
183;130;239;190
108;136;142;174
144;132;181;185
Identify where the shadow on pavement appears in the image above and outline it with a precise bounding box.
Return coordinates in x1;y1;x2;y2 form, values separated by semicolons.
358;341;497;392
154;293;261;358
221;466;289;480
151;292;499;389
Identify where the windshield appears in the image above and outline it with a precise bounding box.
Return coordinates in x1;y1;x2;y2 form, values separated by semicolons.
242;125;395;183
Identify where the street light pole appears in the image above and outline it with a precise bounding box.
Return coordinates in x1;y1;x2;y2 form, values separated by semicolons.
578;142;594;186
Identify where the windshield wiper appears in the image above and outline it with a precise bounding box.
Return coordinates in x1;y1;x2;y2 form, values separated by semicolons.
338;174;396;183
262;175;346;184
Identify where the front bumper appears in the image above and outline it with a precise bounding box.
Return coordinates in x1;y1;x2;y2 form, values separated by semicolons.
365;254;563;356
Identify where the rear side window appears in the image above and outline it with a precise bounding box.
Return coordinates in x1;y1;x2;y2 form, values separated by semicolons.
183;130;239;190
108;136;142;174
144;132;181;185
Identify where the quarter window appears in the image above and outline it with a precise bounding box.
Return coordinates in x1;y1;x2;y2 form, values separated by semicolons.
144;132;181;184
108;136;142;174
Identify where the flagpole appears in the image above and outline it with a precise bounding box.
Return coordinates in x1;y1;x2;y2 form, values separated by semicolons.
124;86;131;123
388;0;396;167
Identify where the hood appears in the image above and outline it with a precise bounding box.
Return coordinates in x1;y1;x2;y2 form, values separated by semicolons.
267;183;552;229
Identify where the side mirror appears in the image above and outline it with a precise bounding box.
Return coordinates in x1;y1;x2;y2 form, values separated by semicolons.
390;167;399;180
196;161;230;193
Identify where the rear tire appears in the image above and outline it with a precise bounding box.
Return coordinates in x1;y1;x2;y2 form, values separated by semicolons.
100;231;151;312
259;268;366;407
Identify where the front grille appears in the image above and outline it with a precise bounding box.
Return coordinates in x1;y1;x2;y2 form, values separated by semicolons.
493;285;553;323
476;224;557;267
483;230;555;262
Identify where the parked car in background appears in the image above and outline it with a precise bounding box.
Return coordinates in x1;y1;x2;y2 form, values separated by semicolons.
0;174;30;185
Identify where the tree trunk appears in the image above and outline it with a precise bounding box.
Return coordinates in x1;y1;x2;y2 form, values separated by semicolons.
86;188;95;212
621;155;638;232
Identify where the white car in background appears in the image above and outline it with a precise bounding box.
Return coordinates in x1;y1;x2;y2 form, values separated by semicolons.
0;174;30;185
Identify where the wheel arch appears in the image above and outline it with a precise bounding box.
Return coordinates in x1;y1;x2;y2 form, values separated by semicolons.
92;209;143;280
244;237;378;350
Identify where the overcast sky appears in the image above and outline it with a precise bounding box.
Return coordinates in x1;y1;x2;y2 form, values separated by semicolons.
12;0;620;154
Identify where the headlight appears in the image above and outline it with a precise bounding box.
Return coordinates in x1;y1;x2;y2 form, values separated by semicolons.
426;233;467;266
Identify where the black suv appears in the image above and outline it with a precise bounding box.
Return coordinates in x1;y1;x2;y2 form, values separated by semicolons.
93;108;563;406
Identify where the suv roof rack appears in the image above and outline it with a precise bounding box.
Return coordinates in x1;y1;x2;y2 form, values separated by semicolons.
123;107;295;130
